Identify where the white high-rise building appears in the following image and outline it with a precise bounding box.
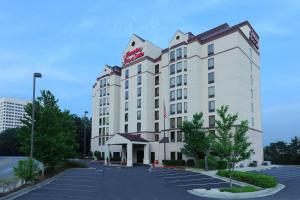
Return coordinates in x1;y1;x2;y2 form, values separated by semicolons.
0;97;30;133
91;21;263;167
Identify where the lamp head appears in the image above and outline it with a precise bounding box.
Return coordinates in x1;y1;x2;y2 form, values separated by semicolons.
34;72;42;78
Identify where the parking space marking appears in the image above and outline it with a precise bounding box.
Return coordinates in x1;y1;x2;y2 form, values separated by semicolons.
153;170;186;174
49;183;98;188
27;192;96;200
168;177;215;183
164;174;206;179
38;187;94;193
157;172;195;177
177;181;227;187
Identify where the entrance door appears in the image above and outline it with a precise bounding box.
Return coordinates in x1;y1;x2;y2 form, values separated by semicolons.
151;152;155;163
137;151;144;164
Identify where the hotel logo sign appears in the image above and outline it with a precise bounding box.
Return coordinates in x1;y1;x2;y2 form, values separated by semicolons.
123;47;144;65
249;30;259;49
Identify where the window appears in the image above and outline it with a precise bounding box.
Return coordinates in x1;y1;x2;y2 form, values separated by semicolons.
170;132;175;142
184;102;187;113
155;64;159;74
103;88;106;96
171;152;176;160
137;110;141;120
177;152;182;160
100;89;102;97
125;69;129;78
184;74;187;85
125;113;128;122
177;117;182;128
103;107;106;115
208;43;214;56
137;99;141;108
137;64;142;74
176;48;182;59
125;102;128;111
170;118;175;128
177;131;182;142
177;103;182;114
137;122;141;132
184;88;187;99
155;99;159;108
251;89;254;99
137;76;141;85
137;87;141;97
251;103;254;112
183;47;187;58
155;88;159;97
209;115;215;127
155;111;159;120
170;90;175;101
170;104;175;115
125;91;129;100
170;51;175;62
100;99;102;106
125;124;128;133
176;62;182;73
170;64;175;75
208;72;214;84
177;75;182;86
183;61;187;71
103;98;106;105
155;134;159;141
155;123;159;132
170;77;175;88
208;86;215;98
155;76;159;85
209;100;215;112
177;89;182;100
208;58;214;70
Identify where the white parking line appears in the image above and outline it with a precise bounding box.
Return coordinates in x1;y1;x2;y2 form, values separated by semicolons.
158;172;195;177
169;177;215;183
39;187;94;193
49;183;98;188
177;181;227;187
164;174;205;179
153;170;185;174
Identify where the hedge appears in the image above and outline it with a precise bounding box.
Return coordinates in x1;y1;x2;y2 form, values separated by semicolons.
217;170;278;188
186;159;195;167
162;160;186;166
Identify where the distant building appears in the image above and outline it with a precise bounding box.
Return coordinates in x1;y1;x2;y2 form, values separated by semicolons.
91;21;263;166
0;97;30;133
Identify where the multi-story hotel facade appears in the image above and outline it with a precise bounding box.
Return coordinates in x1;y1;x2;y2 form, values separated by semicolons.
91;21;263;167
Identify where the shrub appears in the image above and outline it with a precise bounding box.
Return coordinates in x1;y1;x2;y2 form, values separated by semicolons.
14;158;40;184
186;159;195;167
88;151;93;159
94;151;101;160
217;160;227;169
217;170;278;188
220;186;257;193
249;161;258;167
63;160;87;168
199;156;220;170
162;160;186;166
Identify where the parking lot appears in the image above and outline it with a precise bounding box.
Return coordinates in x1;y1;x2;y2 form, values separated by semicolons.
254;166;300;182
150;167;236;190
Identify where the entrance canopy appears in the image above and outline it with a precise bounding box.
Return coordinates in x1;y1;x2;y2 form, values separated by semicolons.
105;134;149;167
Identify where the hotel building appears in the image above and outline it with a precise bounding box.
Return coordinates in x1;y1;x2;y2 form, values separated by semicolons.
91;21;263;167
0;97;30;133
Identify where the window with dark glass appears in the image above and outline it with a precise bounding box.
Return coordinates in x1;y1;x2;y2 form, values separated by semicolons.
155;111;159;120
183;47;187;58
176;48;182;59
137;122;141;132
208;43;214;56
209;115;215;127
183;61;187;71
177;103;182;114
208;58;214;70
170;90;175;101
155;99;159;108
170;104;175;115
125;113;128;122
208;86;215;98
170;118;175;128
171;152;176;160
177;131;182;142
177;75;182;86
170;131;175;142
177;152;182;160
184;102;187;113
155;76;159;85
125;102;128;111
125;69;129;78
125;124;128;133
209;100;215;112
137;64;142;74
125;80;129;89
155;134;159;141
155;123;159;132
176;62;182;73
184;88;187;99
177;89;182;100
177;117;182;128
170;51;175;62
170;64;175;75
137;98;141;108
155;88;159;97
125;91;129;100
137;76;141;85
155;64;159;74
184;74;187;85
170;77;175;88
137;87;141;97
137;110;141;120
208;72;214;84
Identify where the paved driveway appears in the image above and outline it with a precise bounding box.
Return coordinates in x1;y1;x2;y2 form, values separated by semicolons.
0;156;26;179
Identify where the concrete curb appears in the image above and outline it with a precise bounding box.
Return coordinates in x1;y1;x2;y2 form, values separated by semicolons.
0;169;69;200
188;184;285;199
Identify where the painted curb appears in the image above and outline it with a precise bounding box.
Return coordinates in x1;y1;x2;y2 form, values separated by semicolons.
188;184;285;199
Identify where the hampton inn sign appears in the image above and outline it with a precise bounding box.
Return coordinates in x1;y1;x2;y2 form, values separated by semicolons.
123;47;144;65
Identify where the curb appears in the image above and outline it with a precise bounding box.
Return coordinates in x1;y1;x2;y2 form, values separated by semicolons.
188;184;285;199
0;169;67;200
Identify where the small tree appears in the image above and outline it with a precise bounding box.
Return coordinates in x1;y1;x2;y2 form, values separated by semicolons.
94;151;101;160
180;113;213;169
214;105;253;188
14;158;40;184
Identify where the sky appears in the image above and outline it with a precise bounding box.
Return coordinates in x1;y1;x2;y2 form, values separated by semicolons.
0;0;299;145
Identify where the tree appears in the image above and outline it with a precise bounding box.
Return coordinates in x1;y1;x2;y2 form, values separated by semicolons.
13;158;40;184
72;115;91;157
180;113;213;169
0;128;23;156
19;90;77;167
214;105;253;188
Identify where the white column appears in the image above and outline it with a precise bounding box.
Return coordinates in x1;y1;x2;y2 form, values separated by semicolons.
143;143;150;164
127;143;133;167
104;144;110;165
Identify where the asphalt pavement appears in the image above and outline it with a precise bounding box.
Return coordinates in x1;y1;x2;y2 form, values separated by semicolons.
0;156;26;179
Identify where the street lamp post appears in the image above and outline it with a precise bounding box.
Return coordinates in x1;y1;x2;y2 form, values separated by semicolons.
30;72;42;159
83;111;88;157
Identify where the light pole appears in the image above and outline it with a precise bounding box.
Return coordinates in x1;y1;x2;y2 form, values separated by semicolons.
30;72;42;158
83;111;88;157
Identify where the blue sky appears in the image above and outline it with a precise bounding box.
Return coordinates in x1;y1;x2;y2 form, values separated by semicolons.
0;0;299;145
